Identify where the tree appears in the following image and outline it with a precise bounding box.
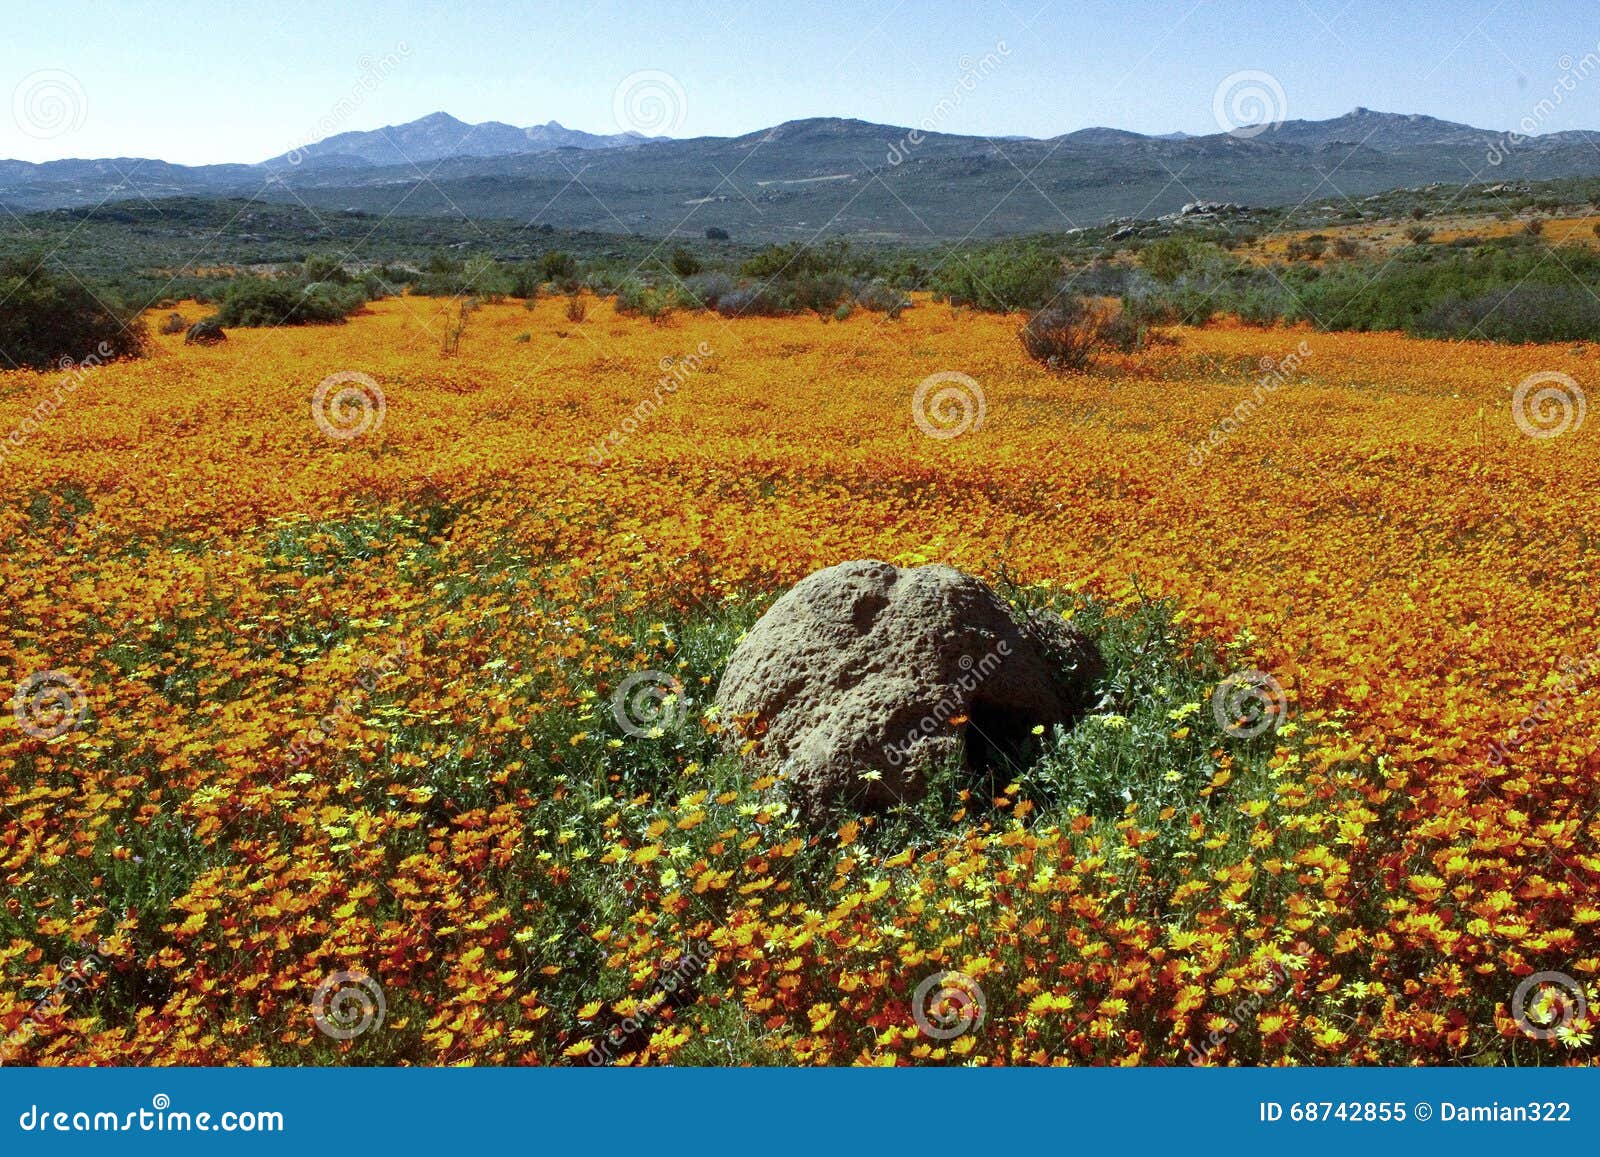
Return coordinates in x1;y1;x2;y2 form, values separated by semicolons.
1139;238;1197;284
0;258;145;370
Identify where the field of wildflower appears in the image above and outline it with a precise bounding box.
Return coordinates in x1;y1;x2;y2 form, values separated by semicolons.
1;292;1596;1066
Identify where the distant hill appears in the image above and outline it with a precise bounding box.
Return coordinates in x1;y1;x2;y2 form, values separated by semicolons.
3;108;1598;240
264;111;652;168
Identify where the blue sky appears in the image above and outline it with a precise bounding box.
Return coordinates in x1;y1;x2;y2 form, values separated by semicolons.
4;0;1599;164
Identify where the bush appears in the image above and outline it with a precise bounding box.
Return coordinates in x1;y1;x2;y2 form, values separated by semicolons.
540;251;578;282
1020;298;1116;370
853;281;911;318
932;247;1059;311
1286;234;1329;261
791;271;853;315
0;259;146;370
1416;283;1600;342
565;293;587;322
715;284;790;318
1122;282;1217;327
669;248;702;278
680;272;737;310
159;312;188;335
1098;309;1148;352
1139;238;1199;284
214;278;366;327
301;255;352;285
614;278;673;322
704;227;730;241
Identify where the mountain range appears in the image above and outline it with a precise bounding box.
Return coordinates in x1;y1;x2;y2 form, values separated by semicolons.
4;108;1598;241
266;111;652;167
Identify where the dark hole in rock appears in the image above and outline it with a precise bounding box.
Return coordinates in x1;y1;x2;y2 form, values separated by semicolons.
963;697;1042;786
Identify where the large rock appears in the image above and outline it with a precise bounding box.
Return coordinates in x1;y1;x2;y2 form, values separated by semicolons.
184;318;226;345
715;561;1102;821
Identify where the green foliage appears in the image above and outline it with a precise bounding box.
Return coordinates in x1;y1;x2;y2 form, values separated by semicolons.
540;251;579;283
0;257;146;369
1416;283;1600;343
300;255;353;285
931;245;1060;311
739;239;852;281
214;277;367;327
853;281;911;318
613;278;675;322
1139;237;1201;284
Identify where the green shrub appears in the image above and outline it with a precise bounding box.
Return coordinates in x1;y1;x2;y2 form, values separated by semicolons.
932;246;1059;311
214;277;366;327
854;281;911;318
715;284;790;318
614;278;673;322
1416;283;1600;342
1139;238;1200;284
301;255;352;285
791;271;853;315
540;251;578;282
1286;234;1328;261
0;258;146;370
1020;298;1112;370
